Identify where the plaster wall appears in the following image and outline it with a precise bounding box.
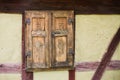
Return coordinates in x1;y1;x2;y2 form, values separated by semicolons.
75;15;120;80
0;13;22;80
0;13;119;80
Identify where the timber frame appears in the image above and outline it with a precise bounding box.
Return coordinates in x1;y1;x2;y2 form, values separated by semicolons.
0;0;120;14
0;0;120;80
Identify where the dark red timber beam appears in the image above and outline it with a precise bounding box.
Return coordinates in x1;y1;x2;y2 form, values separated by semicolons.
0;63;21;73
22;13;33;80
69;69;75;80
92;27;120;80
0;60;120;73
75;60;120;72
0;0;120;14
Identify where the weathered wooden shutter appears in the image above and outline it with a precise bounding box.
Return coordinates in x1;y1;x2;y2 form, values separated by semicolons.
51;11;74;68
25;11;49;69
25;11;74;71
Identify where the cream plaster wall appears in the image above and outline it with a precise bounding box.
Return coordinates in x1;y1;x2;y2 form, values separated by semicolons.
0;74;21;80
75;15;120;80
0;13;22;63
0;13;120;80
76;70;120;80
34;71;68;80
0;13;22;80
75;15;120;62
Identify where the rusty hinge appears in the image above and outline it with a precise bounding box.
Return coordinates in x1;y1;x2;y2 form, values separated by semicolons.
25;18;30;25
68;18;74;25
69;48;74;55
26;51;32;57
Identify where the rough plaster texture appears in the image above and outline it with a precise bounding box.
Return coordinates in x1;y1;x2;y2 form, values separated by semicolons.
75;15;120;62
0;13;22;80
0;74;21;80
75;15;120;80
0;13;120;80
76;70;120;80
34;71;68;80
0;13;22;63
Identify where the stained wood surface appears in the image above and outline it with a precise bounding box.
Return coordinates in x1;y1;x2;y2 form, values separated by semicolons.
25;11;49;69
25;11;74;71
0;0;120;14
22;14;33;80
52;11;74;67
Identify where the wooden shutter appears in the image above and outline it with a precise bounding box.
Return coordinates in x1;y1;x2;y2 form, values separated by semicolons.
25;11;74;71
51;11;74;68
25;11;49;69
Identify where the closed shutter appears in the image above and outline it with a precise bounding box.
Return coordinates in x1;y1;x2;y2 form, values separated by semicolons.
25;11;74;71
25;11;49;69
51;11;74;68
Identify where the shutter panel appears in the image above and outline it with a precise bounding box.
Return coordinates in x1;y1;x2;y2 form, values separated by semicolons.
25;11;74;71
51;11;74;68
25;11;49;69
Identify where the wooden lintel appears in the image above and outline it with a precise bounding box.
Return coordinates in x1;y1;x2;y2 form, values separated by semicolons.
0;0;120;14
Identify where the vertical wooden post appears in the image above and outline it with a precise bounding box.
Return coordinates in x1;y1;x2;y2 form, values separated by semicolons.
22;12;33;80
69;69;75;80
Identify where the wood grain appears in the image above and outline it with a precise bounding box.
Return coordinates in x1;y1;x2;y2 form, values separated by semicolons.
25;11;49;69
32;17;46;68
22;13;33;80
52;11;74;67
25;12;33;68
25;11;74;71
55;37;67;62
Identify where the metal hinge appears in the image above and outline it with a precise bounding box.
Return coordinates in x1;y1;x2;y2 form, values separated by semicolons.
69;48;74;55
26;51;32;57
68;18;74;25
25;18;30;25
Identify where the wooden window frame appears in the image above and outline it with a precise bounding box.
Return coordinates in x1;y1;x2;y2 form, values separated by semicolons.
22;11;75;80
24;11;75;71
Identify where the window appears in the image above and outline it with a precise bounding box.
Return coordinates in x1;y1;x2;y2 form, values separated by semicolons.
25;11;74;71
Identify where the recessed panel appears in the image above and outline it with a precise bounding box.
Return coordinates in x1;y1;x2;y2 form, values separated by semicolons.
32;18;45;31
55;37;67;62
32;37;45;68
55;17;67;30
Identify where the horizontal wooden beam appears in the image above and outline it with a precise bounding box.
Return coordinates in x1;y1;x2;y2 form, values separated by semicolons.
0;60;120;73
0;63;21;73
0;0;120;14
75;60;120;72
